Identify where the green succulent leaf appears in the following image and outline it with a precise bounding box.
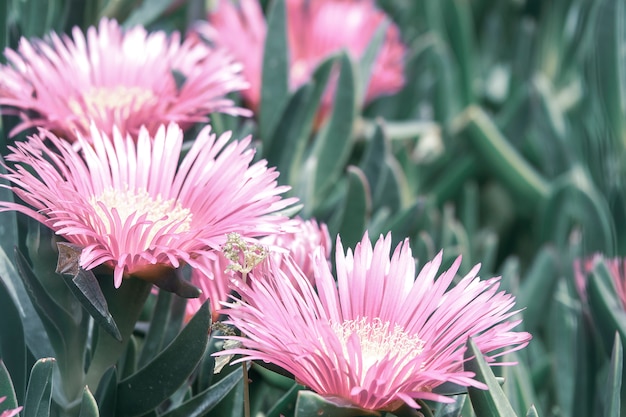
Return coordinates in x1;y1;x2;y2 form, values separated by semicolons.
601;333;623;417
23;358;54;417
160;362;246;417
0;360;18;412
260;0;289;144
93;367;117;417
116;300;211;417
335;166;371;248
294;391;380;417
123;0;173;27
78;386;100;417
0;277;25;404
464;338;517;417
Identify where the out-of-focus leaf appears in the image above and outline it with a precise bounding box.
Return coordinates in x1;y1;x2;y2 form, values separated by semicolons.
266;56;335;185
588;261;626;347
502;352;539;417
78;386;99;417
441;0;475;106
294;391;380;417
547;279;580;417
517;247;558;330
431;395;466;417
123;0;174;27
260;0;289;145
23;358;54;417
464;338;517;417
0;159;17;266
334;166;371;248
0;361;18;412
116;300;211;417
453;105;550;205
525;405;539;417
357;21;387;105
0;277;25;404
160;363;246;417
310;52;357;202
540;167;616;254
138;289;173;368
601;333;622;417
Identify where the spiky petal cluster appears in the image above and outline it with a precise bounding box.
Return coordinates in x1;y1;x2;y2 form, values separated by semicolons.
0;123;295;288
0;18;250;140
217;232;531;411
574;255;626;309
186;217;331;320
207;0;405;119
0;397;21;417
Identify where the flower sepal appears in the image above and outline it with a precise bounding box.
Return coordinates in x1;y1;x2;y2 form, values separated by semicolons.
295;390;381;417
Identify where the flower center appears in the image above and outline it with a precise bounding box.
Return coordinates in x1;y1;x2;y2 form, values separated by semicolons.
69;86;157;119
331;317;424;371
89;187;192;248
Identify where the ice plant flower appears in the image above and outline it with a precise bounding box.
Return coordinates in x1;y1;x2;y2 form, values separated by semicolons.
574;255;626;309
0;123;295;289
216;232;531;411
186;217;331;320
0;18;250;141
207;0;405;122
0;396;22;417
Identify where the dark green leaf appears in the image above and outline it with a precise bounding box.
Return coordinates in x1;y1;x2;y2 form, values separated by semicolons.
0;277;26;404
516;247;558;330
94;367;117;417
588;261;626;350
260;0;289;145
160;363;246;417
464;338;517;417
266;383;304;417
0;361;18;412
138;289;174;368
78;386;100;417
116;300;211;417
295;391;379;417
601;333;622;417
335;166;371;248
311;52;357;201
23;358;54;417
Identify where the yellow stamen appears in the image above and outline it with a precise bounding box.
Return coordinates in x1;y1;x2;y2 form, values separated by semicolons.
89;187;191;249
69;86;157;119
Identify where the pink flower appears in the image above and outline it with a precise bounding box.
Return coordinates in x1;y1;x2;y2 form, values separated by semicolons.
574;255;626;309
0;18;250;141
207;0;405;123
0;123;295;289
0;396;22;417
186;217;331;320
216;232;531;412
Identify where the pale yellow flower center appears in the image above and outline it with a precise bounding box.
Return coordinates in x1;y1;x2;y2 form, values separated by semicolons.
89;187;192;248
69;86;157;118
331;317;424;371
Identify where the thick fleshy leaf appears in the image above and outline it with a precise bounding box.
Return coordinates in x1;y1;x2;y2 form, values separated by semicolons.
160;362;246;417
23;358;54;417
116;300;211;417
335;166;371;248
517;247;558;330
441;0;475;106
453;105;550;205
266;56;335;185
0;361;18;412
138;289;174;368
94;367;117;417
357;21;387;105
260;0;289;144
78;386;100;417
294;391;380;417
601;333;623;417
588;261;626;347
266;383;304;417
312;52;357;200
525;405;539;417
431;395;467;417
464;338;517;417
123;0;174;27
0;277;26;404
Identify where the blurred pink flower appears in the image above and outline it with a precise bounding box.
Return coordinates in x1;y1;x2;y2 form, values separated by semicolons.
0;18;250;141
0;123;295;289
207;0;405;123
216;232;531;411
0;396;21;417
186;217;331;320
574;255;626;309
